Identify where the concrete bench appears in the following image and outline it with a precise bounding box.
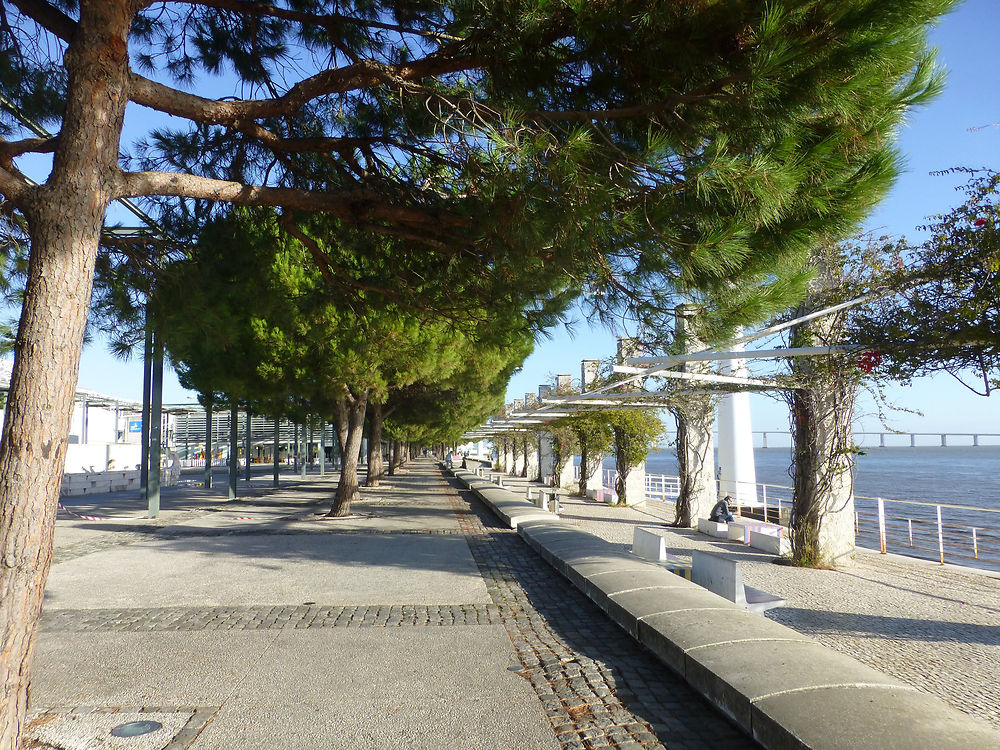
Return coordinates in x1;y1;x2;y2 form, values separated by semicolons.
631;527;692;580
488;472;504;487
696;518;729;538
749;529;790;556
727;518;784;543
691;549;785;614
528;486;561;514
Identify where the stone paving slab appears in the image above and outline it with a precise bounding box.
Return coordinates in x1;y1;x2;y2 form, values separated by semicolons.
32;460;760;749
190;627;557;750
44;531;489;610
32;631;278;707
28;710;193;750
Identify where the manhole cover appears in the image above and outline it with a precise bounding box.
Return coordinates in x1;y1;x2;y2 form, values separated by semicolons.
110;720;163;737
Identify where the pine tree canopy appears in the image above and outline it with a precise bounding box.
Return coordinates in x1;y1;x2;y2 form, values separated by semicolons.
0;0;959;341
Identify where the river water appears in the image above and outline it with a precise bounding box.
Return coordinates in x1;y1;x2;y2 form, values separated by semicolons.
641;446;1000;511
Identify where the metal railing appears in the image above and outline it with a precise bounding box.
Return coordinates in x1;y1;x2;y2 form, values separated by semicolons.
637;471;1000;571
857;495;1000;569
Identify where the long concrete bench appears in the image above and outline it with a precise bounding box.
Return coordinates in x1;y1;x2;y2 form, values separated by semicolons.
691;549;785;614
727;517;783;542
448;466;1000;749
748;529;790;556
452;469;556;529
696;517;729;538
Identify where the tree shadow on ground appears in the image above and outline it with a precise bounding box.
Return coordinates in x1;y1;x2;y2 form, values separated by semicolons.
769;607;1000;645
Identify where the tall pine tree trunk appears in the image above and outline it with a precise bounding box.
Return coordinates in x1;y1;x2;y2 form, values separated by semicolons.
365;401;384;487
332;398;348;459
788;381;857;566
328;390;368;516
613;427;631;507
0;6;132;747
552;440;567;488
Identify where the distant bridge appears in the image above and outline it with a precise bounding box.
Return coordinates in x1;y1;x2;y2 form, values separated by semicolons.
651;431;1000;448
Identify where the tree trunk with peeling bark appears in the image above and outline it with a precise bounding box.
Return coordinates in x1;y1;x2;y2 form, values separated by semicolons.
328;390;368;516
0;6;132;747
365;401;384;487
387;439;398;476
332;398;349;460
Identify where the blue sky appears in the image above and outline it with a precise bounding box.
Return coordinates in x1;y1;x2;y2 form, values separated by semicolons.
68;0;1000;433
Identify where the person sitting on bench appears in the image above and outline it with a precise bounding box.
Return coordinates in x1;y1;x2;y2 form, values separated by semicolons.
710;496;735;523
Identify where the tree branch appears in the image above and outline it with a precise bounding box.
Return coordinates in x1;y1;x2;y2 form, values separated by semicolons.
129;52;482;124
0;163;35;203
0;135;58;162
8;0;75;41
525;75;746;124
116;170;467;230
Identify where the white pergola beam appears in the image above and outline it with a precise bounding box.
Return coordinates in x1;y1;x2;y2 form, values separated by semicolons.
612;365;778;388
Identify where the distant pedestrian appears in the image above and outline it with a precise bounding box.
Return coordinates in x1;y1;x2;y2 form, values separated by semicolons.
710;496;735;523
461;455;467;469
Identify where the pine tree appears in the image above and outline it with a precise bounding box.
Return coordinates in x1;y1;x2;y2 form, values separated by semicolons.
0;2;959;744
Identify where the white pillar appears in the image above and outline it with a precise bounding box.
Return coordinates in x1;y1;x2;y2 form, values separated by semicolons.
621;461;646;506
584;452;604;499
538;433;554;483
525;438;539;480
716;334;758;508
558;455;576;488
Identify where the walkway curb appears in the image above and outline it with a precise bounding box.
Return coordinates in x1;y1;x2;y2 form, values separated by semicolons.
451;467;1000;750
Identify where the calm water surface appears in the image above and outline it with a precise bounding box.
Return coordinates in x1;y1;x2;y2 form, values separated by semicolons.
640;446;1000;511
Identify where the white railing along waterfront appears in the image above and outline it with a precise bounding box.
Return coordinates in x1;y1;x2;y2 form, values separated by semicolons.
630;471;1000;570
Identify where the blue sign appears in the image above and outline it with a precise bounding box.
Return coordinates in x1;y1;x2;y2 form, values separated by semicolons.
128;419;143;433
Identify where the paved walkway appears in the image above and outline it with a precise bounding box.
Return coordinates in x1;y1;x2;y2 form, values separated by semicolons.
29;461;754;749
498;474;1000;731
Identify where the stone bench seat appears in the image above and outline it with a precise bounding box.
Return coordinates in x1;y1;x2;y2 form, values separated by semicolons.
631;527;692;579
727;517;783;542
692;549;785;614
696;517;729;538
527;486;561;514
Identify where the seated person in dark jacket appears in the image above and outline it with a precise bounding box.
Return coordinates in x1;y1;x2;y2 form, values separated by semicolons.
709;496;735;523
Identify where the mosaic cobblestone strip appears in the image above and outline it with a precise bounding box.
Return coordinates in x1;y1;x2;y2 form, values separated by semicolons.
440;476;755;750
40;603;508;632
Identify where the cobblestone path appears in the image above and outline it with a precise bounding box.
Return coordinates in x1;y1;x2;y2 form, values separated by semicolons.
441;477;756;750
